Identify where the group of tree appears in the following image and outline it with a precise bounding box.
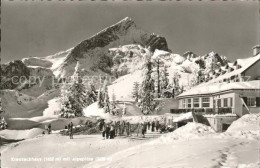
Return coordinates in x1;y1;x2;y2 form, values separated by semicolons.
60;62;115;118
132;49;187;115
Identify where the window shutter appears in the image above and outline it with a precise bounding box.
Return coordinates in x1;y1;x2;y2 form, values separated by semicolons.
242;97;247;106
256;97;260;107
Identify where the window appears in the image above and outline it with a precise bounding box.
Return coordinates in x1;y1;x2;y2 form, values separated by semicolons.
257;97;260;107
217;99;221;107
223;98;228;107
202;97;210;107
187;99;192;108
248;97;256;107
193;98;200;108
183;99;186;108
229;97;233;107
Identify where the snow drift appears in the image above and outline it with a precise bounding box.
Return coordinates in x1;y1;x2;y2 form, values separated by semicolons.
153;122;215;144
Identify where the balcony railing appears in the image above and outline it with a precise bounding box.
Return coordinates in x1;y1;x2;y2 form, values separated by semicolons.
170;108;232;115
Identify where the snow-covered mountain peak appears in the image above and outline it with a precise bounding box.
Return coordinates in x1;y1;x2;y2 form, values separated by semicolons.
52;18;169;78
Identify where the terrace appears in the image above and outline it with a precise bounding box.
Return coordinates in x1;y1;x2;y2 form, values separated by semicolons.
170;107;233;115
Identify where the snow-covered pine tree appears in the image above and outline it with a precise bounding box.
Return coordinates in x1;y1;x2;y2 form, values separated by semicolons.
111;89;117;115
60;63;88;117
97;88;104;108
171;71;181;97
139;50;155;115
160;65;169;97
85;81;97;106
155;59;161;98
132;82;140;102
103;80;110;113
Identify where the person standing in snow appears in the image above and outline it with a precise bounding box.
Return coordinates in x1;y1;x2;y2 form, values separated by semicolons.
122;121;126;135
110;124;115;139
126;122;130;136
69;122;74;139
115;121;119;137
156;120;160;132
144;122;148;134
48;124;52;134
151;121;155;132
136;123;140;136
105;124;110;139
99;119;104;131
141;123;146;138
102;123;106;140
147;121;151;130
118;121;122;136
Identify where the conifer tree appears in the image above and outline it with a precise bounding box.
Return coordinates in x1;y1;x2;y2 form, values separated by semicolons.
85;81;97;106
103;80;110;113
60;65;87;118
97;88;104;108
132;82;140;102
139;50;155;114
160;65;169;97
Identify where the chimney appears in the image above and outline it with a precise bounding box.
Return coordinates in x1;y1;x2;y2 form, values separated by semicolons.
252;45;260;56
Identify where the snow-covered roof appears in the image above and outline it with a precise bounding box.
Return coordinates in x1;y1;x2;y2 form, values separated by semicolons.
173;112;193;122
207;54;260;84
203;113;237;118
177;80;260;98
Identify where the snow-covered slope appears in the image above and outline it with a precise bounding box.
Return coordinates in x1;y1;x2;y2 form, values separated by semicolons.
152;49;185;66
22;57;53;68
83;102;115;120
0;89;60;118
54;17;169;78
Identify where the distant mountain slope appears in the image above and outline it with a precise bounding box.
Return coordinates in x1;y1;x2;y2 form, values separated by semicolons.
54;17;169;78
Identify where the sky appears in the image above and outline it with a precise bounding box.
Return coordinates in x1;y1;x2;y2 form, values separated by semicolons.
1;1;259;63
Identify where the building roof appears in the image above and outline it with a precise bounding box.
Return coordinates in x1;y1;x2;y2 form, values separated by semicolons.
177;80;260;98
207;54;260;85
173;112;193;122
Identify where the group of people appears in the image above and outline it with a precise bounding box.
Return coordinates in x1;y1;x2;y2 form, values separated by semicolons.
148;120;161;132
65;122;74;139
99;119;164;139
43;123;52;135
0;117;7;130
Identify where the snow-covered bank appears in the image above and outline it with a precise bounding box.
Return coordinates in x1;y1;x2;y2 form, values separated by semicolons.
6;116;92;130
0;128;44;140
1;113;260;168
83;102;115;120
86;114;260;168
227;113;260;132
1;133;159;168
